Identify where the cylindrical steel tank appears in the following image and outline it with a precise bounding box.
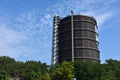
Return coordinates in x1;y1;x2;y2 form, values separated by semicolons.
58;15;100;63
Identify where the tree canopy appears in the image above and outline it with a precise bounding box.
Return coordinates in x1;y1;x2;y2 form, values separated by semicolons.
0;56;120;80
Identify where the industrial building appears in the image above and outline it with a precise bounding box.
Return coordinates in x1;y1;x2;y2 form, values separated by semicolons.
52;11;100;65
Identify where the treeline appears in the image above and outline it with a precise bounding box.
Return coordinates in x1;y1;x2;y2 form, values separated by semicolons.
0;56;120;80
0;56;48;80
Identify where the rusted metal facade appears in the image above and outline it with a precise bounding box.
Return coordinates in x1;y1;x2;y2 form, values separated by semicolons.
52;13;100;65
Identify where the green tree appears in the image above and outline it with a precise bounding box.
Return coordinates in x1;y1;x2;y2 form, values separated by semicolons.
104;59;120;80
0;56;17;78
24;61;48;74
0;70;10;80
21;61;48;80
41;73;51;80
74;61;103;80
22;71;41;80
51;61;74;80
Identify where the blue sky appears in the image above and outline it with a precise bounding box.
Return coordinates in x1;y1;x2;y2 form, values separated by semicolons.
0;0;120;64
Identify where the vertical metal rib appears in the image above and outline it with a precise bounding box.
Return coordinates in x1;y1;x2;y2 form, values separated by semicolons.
71;11;74;62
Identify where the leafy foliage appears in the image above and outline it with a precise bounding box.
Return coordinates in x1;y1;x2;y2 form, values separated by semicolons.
0;56;120;80
0;56;48;80
41;73;51;80
50;61;74;80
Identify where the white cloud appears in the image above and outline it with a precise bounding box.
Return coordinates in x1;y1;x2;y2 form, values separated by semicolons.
95;12;112;27
80;11;113;26
0;24;26;44
3;10;53;62
45;0;116;28
0;23;27;57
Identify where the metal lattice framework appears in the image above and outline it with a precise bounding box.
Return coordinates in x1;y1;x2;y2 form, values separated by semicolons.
52;16;60;65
